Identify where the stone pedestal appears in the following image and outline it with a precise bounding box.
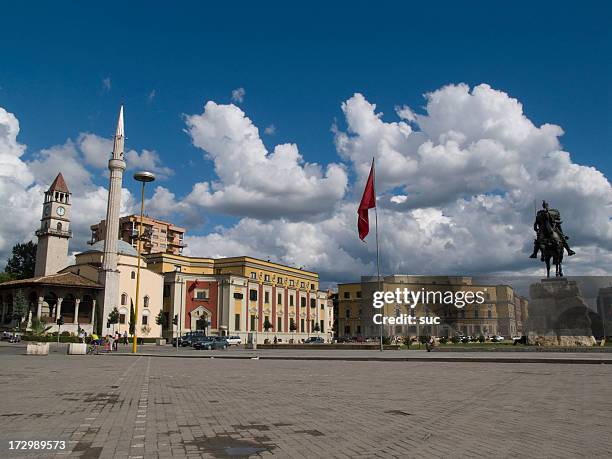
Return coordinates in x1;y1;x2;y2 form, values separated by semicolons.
67;343;87;355
526;278;596;346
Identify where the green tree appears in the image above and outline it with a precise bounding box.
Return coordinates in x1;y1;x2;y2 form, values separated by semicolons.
30;316;52;335
107;307;120;332
289;319;296;332
6;241;37;280
313;323;321;333
263;318;273;332
0;272;16;283
129;300;136;335
155;310;166;328
12;289;29;328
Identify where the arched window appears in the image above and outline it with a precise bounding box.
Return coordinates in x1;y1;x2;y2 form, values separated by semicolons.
143;296;149;308
121;293;128;306
57;222;62;231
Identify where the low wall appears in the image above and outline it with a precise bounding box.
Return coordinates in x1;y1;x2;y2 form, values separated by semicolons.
256;343;401;350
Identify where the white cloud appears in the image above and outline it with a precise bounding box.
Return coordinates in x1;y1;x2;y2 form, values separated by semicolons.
179;101;348;220
125;149;174;179
231;87;245;103
102;77;111;92
148;89;156;102
264;124;276;135
181;84;611;282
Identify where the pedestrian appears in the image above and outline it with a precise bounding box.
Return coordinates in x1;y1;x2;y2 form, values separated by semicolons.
123;331;128;346
78;329;85;343
108;334;114;352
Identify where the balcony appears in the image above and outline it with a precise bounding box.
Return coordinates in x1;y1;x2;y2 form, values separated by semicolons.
36;228;72;238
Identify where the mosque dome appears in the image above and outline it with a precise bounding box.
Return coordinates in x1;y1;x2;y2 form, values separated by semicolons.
88;240;139;257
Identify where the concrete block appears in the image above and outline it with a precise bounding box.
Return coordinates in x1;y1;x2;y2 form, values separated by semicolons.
26;342;49;355
67;343;87;355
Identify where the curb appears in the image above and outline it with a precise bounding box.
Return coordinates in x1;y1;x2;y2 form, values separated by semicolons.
107;353;612;365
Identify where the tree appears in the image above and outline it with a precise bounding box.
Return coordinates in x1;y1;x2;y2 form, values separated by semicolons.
6;241;37;280
313;323;321;333
0;272;16;283
129;300;136;336
12;289;29;328
30;316;52;335
289;319;297;332
107;307;120;332
155;310;166;328
263;318;273;332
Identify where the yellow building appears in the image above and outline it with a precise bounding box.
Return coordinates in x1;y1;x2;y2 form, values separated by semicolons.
144;253;334;344
337;275;528;339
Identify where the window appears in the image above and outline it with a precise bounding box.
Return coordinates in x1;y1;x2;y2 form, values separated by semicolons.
195;289;209;300
250;272;257;280
57;222;62;231
250;315;256;330
300;282;305;288
320;303;324;310
356;291;362;298
119;314;126;324
474;308;479;319
289;280;294;286
264;291;270;304
300;297;306;308
163;285;170;298
234;314;240;331
310;298;316;308
487;310;492;319
143;296;149;307
277;316;282;331
277;277;283;284
131;271;136;279
311;319;314;331
356;325;361;334
277;293;282;305
233;292;244;300
121;293;127;306
310;283;315;290
264;274;270;282
358;308;363;317
345;309;350;318
344;292;350;299
344;325;350;335
300;319;304;332
142;315;148;325
290;296;294;306
320;320;325;333
249;289;258;301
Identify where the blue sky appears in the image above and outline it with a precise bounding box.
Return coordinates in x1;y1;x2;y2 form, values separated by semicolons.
1;1;610;281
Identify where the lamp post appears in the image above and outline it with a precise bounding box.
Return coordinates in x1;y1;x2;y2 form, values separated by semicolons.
132;171;155;354
175;265;183;351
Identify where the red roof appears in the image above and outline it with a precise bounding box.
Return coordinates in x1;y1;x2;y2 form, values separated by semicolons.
48;173;70;194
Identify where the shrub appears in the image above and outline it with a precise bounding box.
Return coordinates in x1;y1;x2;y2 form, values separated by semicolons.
403;336;411;347
478;335;485;343
451;336;460;344
439;337;448;344
382;336;391;345
419;335;430;344
60;331;71;337
461;337;470;344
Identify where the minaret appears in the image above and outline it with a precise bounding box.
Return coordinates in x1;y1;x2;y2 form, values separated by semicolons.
99;105;126;327
34;173;72;276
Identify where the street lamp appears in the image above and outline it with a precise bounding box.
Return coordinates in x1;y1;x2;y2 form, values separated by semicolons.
132;171;155;354
175;265;183;351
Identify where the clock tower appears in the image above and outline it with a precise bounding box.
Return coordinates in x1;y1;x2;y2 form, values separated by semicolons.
34;173;72;277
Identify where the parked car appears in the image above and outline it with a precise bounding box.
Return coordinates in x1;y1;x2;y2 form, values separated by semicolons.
193;336;229;350
304;336;324;344
490;335;504;342
181;331;206;347
225;336;242;345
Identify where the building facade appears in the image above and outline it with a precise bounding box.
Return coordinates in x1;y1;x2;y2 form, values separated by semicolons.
145;253;334;344
90;215;186;255
597;287;612;338
337;275;528;339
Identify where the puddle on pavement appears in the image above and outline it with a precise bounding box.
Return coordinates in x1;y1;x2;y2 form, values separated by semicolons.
186;435;275;458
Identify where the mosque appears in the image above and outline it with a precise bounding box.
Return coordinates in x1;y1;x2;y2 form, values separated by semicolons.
0;107;164;338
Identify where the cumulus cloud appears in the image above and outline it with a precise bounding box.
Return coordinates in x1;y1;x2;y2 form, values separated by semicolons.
264;124;276;135
0;106;138;267
181;84;611;281
231;87;245;103
178;101;348;220
78;133;173;178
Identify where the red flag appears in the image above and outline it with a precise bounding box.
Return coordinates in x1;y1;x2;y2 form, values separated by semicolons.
358;161;376;241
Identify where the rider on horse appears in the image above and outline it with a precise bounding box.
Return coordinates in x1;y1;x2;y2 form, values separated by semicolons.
529;200;575;261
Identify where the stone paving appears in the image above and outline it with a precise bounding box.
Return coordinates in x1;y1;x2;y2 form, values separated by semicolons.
0;347;611;458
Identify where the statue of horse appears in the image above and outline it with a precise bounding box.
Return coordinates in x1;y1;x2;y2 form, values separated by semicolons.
540;237;564;278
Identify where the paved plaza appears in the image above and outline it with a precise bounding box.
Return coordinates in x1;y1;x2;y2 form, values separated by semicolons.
1;345;611;458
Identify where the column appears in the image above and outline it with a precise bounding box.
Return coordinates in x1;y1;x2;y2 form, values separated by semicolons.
73;298;80;324
37;297;43;319
90;299;96;325
56;298;63;320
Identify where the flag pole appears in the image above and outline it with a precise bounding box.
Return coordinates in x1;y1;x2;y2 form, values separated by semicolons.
373;157;383;352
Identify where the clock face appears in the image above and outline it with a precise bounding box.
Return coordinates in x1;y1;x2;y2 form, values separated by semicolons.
56;206;65;217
